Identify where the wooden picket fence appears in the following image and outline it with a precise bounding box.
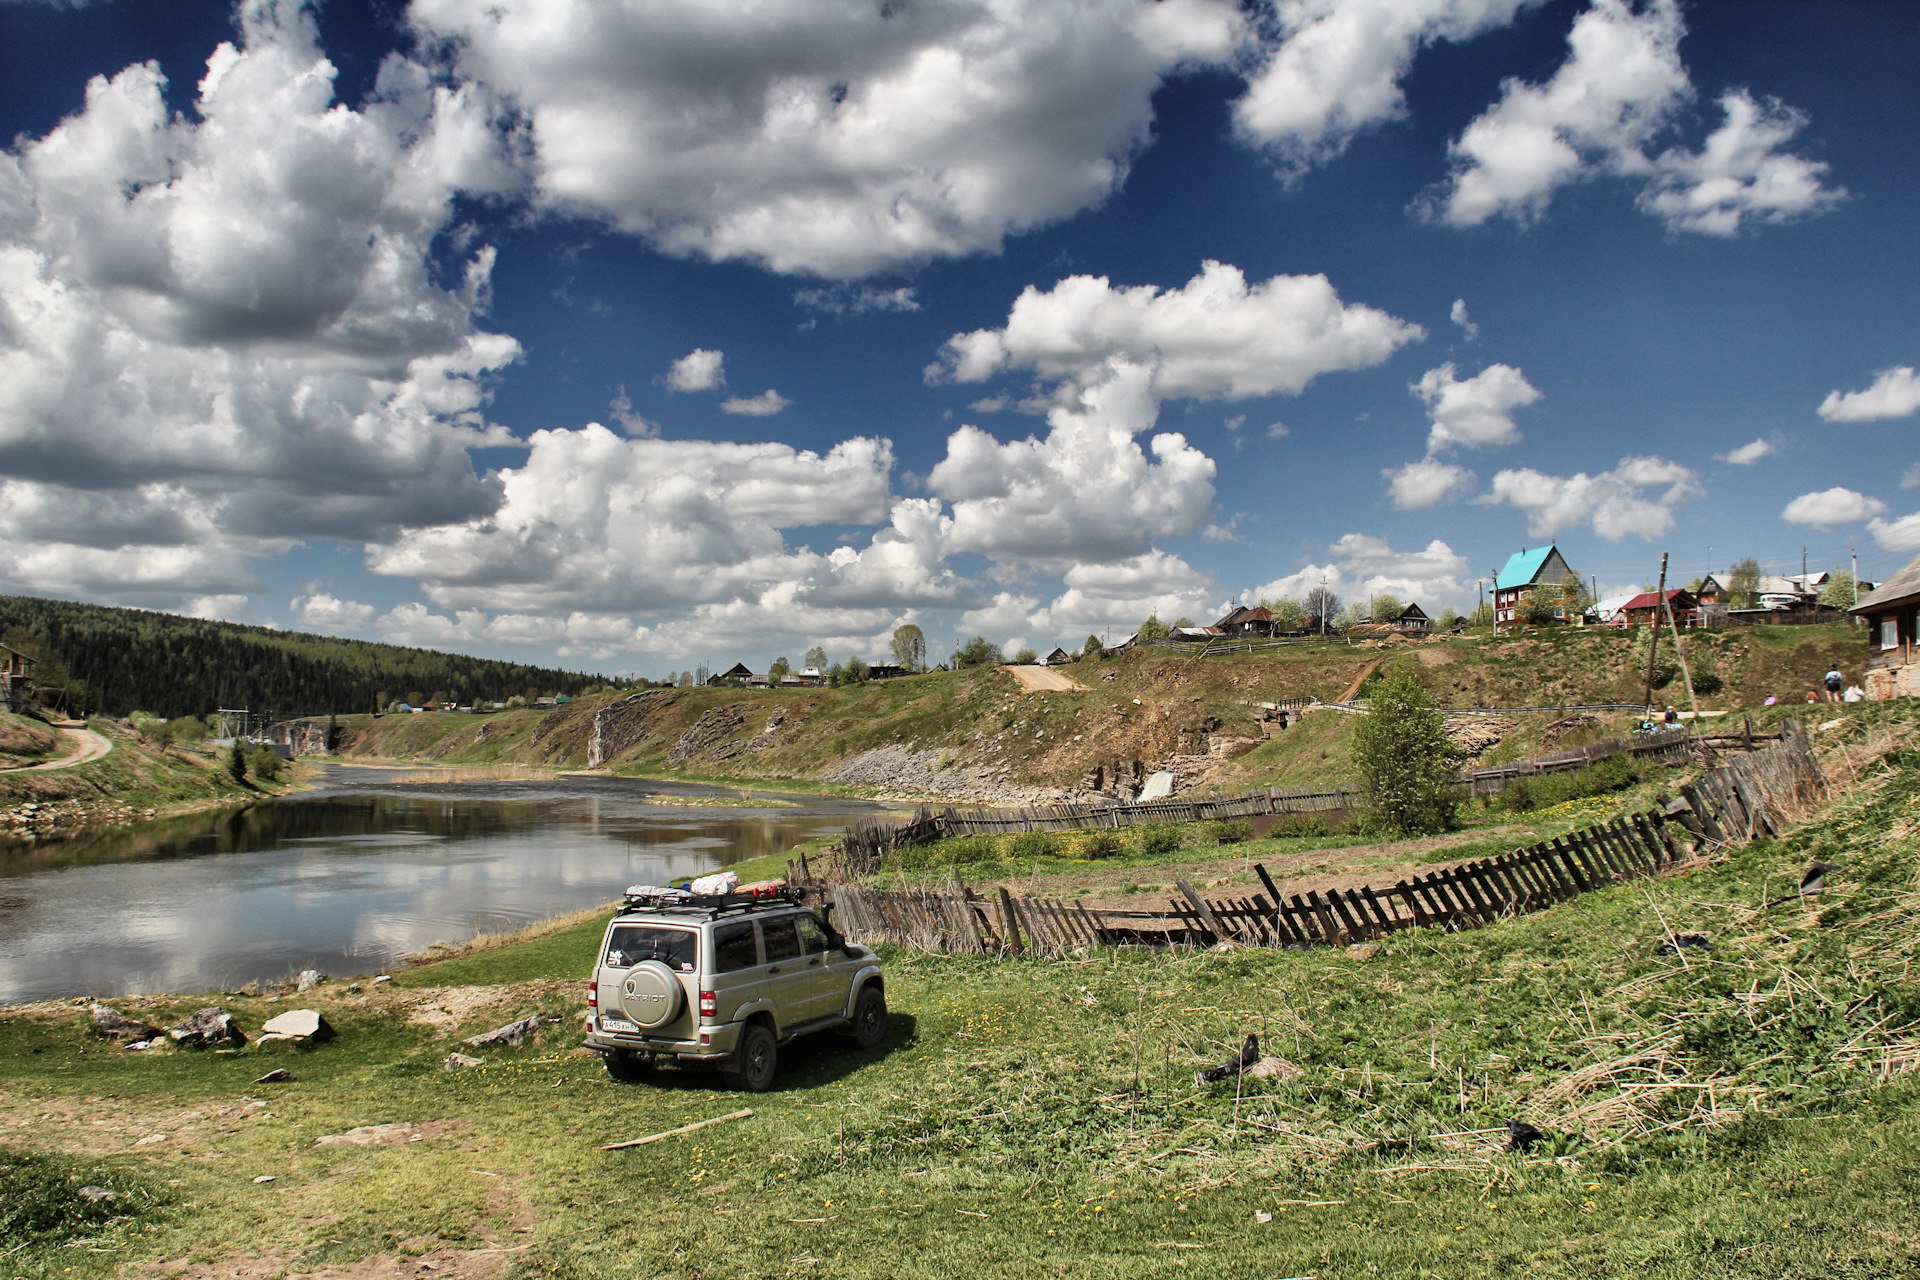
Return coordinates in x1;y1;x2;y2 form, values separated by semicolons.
826;721;1824;956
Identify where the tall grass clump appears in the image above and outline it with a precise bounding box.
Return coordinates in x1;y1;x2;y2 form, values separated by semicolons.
1499;752;1640;813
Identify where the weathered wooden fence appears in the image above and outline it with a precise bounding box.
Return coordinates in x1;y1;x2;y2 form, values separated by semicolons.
826;721;1823;956
1464;724;1693;795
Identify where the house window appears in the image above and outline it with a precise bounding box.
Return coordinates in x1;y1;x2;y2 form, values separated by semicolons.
1882;618;1899;651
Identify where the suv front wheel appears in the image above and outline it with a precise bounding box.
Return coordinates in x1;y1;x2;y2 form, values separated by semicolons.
844;984;888;1049
723;1023;779;1093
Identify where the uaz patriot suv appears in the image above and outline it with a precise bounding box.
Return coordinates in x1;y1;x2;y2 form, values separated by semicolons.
584;886;886;1092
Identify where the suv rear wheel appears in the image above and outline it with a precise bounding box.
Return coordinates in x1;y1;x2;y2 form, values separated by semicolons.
844;984;888;1049
722;1023;779;1093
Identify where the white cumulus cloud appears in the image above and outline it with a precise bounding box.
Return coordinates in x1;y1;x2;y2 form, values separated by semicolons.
0;0;524;607
1232;0;1537;173
931;259;1422;401
1480;455;1701;540
1716;437;1777;465
666;348;726;392
1781;487;1886;527
927;362;1217;572
1819;367;1920;422
1449;297;1478;338
720;390;793;416
1868;513;1920;554
1429;0;1840;235
1385;458;1478;509
1250;533;1470;610
291;592;377;632
1414;362;1541;451
409;0;1249;278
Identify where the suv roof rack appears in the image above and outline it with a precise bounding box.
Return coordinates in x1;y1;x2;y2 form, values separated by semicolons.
617;884;810;916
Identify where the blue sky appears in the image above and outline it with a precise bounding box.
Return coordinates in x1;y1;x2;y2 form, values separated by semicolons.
1;0;1915;676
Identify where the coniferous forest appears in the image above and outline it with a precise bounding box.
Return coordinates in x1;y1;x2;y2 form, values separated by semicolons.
0;595;620;719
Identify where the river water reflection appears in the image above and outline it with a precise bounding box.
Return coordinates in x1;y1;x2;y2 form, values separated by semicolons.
0;766;894;1005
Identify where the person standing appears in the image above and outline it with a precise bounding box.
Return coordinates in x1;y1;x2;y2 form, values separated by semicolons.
1826;668;1844;701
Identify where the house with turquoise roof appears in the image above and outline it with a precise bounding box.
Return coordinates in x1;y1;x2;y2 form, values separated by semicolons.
1494;544;1581;624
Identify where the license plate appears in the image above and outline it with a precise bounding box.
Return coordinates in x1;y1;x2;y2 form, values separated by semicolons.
599;1017;638;1033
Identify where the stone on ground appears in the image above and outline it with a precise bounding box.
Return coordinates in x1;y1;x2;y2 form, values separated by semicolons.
90;1002;162;1042
465;1015;540;1047
261;1008;335;1042
169;1006;246;1048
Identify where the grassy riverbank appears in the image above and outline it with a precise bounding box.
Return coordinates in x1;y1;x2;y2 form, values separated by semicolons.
1;709;1914;1278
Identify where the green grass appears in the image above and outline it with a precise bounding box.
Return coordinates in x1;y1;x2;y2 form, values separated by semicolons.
3;722;1917;1277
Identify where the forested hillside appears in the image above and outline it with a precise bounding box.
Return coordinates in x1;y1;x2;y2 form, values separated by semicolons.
0;595;616;719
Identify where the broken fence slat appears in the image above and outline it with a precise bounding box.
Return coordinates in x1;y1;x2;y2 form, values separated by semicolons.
600;1109;755;1151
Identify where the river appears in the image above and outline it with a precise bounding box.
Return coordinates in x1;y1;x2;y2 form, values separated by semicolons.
0;765;895;1005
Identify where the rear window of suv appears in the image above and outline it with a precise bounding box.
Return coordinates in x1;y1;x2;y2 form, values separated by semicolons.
712;922;759;973
604;925;697;972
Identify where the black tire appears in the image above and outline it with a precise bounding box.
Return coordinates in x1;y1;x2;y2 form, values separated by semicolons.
722;1023;779;1093
603;1049;655;1082
844;984;888;1049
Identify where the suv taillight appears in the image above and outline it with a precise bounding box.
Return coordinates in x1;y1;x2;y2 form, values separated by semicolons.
699;989;716;1018
586;982;597;1007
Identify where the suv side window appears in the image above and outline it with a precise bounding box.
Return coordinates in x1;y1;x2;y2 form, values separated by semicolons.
761;917;802;963
712;922;759;973
796;914;833;953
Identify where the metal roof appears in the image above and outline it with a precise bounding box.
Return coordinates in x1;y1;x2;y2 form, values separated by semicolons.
1495;545;1557;590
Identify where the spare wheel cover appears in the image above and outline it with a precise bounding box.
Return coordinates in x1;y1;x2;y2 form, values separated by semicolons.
620;960;684;1029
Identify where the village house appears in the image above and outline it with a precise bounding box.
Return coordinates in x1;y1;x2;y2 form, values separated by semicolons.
1493;544;1582;624
1212;605;1276;637
1619;588;1701;628
707;662;754;686
0;644;35;711
1851;552;1920;698
1393;603;1430;633
1039;647;1073;666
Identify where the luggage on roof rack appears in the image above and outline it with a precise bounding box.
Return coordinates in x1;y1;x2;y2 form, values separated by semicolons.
618;882;806;911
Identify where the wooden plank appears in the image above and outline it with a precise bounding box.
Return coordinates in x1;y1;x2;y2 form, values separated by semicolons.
1680;782;1728;845
996;887;1024;954
1451;863;1499;921
1482;856;1528;911
1547;837;1591;892
1324;886;1365;940
1244;867;1290;948
1346;889;1386;939
1360;885;1400;933
1625;813;1666;871
1288;894;1324;944
1299;890;1340;944
1176;878;1229;944
1614;816;1658;873
1528;844;1575;899
1393;880;1430;928
1412;873;1454;923
1568;830;1614;883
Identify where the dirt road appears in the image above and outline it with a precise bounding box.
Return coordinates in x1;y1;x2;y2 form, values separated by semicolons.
1006;664;1085;693
2;724;113;773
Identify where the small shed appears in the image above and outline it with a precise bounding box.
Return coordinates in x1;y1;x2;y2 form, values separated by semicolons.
1040;647;1072;666
866;663;909;680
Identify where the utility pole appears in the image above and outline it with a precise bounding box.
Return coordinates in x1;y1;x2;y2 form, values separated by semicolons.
1658;553;1701;722
1852;545;1859;607
1643;556;1667;711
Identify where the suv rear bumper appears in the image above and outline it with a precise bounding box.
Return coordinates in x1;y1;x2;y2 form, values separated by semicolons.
585;1018;742;1061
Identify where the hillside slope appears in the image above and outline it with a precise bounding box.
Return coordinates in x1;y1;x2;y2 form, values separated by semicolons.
316;624;1873;798
0;594;616;719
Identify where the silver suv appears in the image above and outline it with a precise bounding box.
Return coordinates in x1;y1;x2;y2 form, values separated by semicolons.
583;887;886;1092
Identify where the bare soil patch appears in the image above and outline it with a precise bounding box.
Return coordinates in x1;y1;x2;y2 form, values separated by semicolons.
1006;665;1085;693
